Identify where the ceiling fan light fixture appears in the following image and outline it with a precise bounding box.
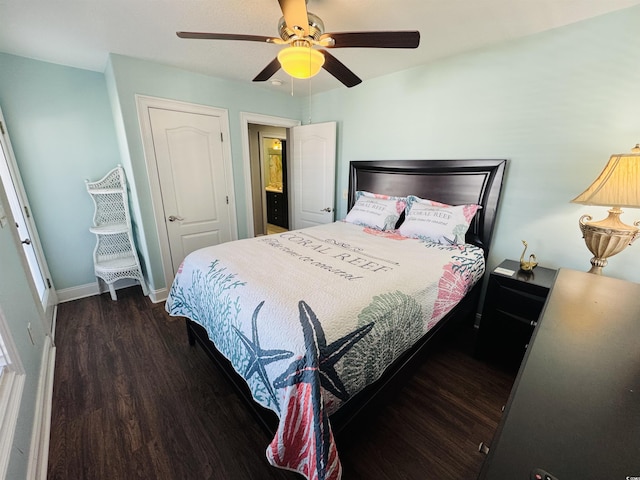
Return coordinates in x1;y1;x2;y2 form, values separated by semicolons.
277;46;324;79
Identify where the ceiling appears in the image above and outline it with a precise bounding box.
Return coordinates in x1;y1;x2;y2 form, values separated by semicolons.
1;0;639;94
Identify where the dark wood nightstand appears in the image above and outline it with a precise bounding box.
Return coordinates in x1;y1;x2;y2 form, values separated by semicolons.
476;259;557;369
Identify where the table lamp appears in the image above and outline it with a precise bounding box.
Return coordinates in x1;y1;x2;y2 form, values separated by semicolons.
571;144;640;274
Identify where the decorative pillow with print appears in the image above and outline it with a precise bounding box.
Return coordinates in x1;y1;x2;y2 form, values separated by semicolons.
398;195;481;244
344;191;407;231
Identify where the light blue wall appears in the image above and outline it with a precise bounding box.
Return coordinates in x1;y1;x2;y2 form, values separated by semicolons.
0;182;48;479
307;5;640;283
0;53;121;290
105;54;302;291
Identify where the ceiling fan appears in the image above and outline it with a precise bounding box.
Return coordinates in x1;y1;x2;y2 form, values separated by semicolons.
177;0;420;88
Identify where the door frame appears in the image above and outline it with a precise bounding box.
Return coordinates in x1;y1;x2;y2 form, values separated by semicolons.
137;95;237;295
240;112;300;237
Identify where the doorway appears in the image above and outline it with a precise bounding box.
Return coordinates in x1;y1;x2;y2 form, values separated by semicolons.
240;113;300;238
262;135;289;234
241;114;337;237
248;124;288;236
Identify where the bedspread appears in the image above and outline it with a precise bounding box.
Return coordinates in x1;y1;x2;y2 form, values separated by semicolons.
165;221;485;480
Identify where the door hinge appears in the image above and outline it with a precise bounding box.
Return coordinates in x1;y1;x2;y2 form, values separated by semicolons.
46;278;52;289
220;132;223;142
24;205;31;218
0;121;4;135
226;196;229;204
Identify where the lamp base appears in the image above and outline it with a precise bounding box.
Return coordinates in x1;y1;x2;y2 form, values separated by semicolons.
579;207;640;274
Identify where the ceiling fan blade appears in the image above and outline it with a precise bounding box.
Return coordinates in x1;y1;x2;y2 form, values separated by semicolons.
320;50;362;88
177;32;275;43
253;58;282;82
321;31;420;49
278;0;309;36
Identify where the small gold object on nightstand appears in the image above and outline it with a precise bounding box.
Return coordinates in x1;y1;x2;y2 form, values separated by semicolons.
519;240;538;272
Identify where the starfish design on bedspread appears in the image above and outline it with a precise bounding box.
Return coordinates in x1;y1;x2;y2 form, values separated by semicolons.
233;301;294;411
274;300;374;401
270;300;374;480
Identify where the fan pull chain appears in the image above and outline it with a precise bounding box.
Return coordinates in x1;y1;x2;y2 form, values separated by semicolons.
307;52;312;124
308;79;312;124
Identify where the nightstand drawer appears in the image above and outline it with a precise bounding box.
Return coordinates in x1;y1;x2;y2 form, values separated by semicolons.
492;284;546;323
486;309;534;358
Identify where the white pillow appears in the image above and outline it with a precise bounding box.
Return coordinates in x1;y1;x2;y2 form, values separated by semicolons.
398;195;481;244
344;191;407;231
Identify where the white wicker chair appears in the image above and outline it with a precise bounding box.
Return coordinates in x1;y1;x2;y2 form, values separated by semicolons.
86;165;148;300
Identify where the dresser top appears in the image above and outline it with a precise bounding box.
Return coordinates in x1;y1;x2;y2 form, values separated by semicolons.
480;268;640;479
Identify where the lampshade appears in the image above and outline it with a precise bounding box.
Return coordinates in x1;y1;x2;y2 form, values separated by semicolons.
277;46;325;79
571;144;640;208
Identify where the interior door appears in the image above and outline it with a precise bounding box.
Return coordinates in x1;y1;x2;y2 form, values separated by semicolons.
149;107;234;274
289;122;337;230
0;112;57;332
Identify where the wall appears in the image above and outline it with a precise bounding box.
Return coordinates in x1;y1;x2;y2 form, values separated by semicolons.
307;5;640;283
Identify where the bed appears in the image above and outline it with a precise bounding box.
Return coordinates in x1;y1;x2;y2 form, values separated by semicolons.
165;159;507;480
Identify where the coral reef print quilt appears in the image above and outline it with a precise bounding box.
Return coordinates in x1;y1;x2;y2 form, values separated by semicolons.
165;221;484;480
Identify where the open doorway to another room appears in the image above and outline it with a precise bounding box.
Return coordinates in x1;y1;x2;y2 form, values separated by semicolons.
248;124;288;236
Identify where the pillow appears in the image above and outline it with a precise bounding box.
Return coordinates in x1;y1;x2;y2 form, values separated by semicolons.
344;191;406;231
398;195;481;244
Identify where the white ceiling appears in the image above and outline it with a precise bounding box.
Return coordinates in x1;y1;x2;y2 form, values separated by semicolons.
1;0;639;94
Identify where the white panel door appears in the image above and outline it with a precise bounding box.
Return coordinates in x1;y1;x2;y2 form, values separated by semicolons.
290;122;336;230
149;107;233;274
0;112;56;333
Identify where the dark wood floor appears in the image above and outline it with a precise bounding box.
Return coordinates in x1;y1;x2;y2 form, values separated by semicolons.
48;287;515;480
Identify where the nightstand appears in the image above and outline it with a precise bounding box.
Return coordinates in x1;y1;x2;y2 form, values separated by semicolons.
476;259;557;369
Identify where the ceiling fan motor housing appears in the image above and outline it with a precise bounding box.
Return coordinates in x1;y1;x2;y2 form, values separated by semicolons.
278;12;324;41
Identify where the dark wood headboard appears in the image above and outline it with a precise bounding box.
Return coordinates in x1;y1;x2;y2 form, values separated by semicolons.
348;159;507;256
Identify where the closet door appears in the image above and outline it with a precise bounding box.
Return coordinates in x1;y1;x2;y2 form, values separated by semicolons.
149;106;234;274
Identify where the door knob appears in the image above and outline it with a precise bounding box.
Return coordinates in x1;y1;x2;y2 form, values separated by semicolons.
168;215;184;222
320;207;333;212
21;238;31;245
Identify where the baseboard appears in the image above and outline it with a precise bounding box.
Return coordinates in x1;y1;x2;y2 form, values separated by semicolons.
56;279;139;303
149;287;168;304
50;306;58;343
57;280;168;304
26;335;56;480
